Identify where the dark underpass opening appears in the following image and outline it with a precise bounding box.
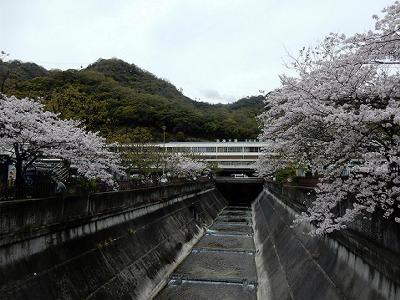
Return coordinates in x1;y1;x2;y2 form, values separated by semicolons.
215;177;264;206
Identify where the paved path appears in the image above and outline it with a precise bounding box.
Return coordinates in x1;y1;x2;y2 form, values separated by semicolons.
156;206;257;299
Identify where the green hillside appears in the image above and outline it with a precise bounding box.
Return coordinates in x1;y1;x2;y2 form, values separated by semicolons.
0;58;264;142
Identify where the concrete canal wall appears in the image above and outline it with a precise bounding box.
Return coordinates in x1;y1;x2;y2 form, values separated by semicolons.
0;181;226;300
3;178;400;300
253;183;400;300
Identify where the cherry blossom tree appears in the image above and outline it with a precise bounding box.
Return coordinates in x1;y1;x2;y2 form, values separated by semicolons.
258;2;400;234
165;153;206;179
0;95;123;198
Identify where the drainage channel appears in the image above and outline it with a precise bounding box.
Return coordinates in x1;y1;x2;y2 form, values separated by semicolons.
155;206;257;299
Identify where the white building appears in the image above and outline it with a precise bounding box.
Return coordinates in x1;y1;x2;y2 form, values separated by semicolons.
153;140;268;170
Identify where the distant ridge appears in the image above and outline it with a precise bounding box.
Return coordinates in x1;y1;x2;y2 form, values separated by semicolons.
0;58;264;142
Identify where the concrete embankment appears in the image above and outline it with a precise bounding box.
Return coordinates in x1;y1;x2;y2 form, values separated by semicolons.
253;184;400;300
156;206;257;299
3;178;400;300
0;182;226;300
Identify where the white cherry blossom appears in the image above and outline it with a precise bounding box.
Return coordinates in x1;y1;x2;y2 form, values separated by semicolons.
0;95;123;197
257;2;400;234
165;153;206;178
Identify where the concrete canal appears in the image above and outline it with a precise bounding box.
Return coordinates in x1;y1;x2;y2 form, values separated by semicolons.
156;205;257;299
1;179;399;299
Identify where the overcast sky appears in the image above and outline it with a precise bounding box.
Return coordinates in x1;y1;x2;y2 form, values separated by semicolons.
1;0;395;103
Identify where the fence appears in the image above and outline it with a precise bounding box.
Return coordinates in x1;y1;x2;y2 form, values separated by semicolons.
1;176;211;201
0;180;214;237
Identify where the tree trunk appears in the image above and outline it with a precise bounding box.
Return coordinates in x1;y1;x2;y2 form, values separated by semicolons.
13;143;25;199
15;158;24;199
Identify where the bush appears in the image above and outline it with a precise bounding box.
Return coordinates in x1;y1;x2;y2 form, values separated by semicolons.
275;167;296;184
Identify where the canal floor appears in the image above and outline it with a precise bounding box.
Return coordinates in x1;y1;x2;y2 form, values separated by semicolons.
156;206;257;299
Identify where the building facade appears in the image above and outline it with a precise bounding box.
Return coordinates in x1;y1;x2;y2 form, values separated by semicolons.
155;140;268;170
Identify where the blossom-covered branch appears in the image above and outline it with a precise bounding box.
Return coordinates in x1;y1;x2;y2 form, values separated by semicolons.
0;95;123;197
257;2;400;234
165;153;206;178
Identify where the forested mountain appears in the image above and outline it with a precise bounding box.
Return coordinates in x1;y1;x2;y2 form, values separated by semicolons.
0;58;265;142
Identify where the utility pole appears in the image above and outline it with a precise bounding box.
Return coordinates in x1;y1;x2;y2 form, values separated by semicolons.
162;125;166;153
161;126;168;183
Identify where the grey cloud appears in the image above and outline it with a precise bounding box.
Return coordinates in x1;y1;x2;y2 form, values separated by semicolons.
0;0;394;103
200;89;235;103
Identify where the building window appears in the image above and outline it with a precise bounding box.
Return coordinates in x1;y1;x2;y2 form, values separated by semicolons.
218;161;255;166
192;147;216;153
243;147;260;152
217;147;242;153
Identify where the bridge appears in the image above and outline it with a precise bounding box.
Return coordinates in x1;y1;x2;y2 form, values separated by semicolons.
0;179;399;299
214;177;265;184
